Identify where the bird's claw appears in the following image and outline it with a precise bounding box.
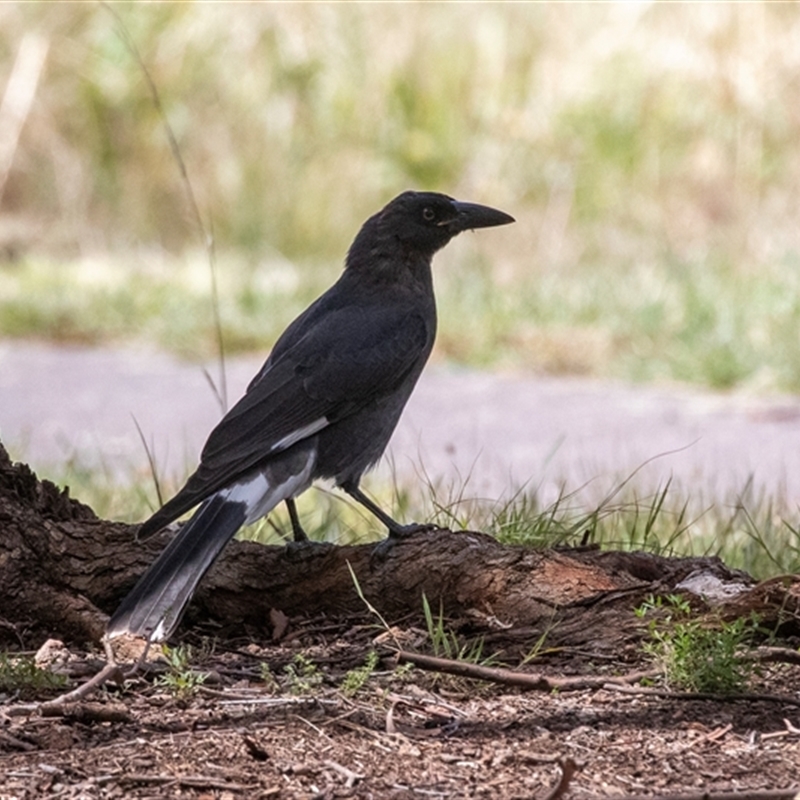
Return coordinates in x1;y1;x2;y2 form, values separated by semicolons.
284;539;333;561
387;521;436;539
371;522;435;562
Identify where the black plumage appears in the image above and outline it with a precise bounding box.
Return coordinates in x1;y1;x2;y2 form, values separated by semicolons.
107;190;514;641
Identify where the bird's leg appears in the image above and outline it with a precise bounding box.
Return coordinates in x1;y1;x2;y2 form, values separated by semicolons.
284;497;309;542
342;481;432;539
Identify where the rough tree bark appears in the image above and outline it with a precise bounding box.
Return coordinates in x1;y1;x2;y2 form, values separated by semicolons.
1;443;797;649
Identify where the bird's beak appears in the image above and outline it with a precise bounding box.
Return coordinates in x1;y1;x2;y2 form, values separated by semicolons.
449;201;515;232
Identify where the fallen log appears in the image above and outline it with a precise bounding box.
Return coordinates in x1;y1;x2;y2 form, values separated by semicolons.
1;442;796;649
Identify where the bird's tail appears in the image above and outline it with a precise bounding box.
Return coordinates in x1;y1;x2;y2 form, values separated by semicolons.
106;493;248;641
107;453;315;641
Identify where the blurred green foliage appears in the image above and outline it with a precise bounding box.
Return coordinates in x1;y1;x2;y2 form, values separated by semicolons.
2;3;800;390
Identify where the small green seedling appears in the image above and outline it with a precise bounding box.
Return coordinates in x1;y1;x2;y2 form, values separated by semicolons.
340;650;379;697
637;594;760;694
155;644;208;699
284;653;322;695
0;653;68;701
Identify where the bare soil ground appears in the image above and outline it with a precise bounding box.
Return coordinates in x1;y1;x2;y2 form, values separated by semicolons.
2;618;800;799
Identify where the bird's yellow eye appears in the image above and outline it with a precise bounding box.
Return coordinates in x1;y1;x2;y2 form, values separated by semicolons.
422;207;436;222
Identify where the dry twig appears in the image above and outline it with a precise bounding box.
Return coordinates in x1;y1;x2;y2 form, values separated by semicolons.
49;661;124;704
760;718;800;741
604;682;800;709
39;702;131;724
5;659;125;718
582;790;800;800
118;774;254;792
540;757;579;800
751;646;800;666
324;759;365;789
679;723;732;751
395;649;658;690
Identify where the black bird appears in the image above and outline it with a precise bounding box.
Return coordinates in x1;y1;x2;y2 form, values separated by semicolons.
106;190;514;642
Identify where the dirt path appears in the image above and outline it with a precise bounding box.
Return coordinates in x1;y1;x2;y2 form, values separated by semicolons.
1;339;799;508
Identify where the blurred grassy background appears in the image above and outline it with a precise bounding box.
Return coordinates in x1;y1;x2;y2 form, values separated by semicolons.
4;2;800;577
2;2;800;391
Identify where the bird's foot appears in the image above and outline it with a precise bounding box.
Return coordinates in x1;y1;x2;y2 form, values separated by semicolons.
371;522;435;562
284;538;333;562
387;521;436;539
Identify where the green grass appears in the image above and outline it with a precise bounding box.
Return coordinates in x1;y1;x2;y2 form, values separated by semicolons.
154;644;208;700
0;653;68;700
0;254;332;360
637;595;762;694
438;483;800;580
39;448;800;582
4;247;800;391
422;593;498;666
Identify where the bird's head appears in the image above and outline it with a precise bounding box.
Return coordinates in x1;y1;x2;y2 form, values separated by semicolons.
347;190;514;267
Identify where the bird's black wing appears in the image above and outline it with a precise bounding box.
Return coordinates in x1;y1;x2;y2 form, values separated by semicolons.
139;302;430;535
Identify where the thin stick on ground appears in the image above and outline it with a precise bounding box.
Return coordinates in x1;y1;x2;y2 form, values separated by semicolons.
5;661;125;719
604;682;800;709
752;646;800;666
5;638;131;718
324;759;365;789
45;661;124;705
395;649;659;690
540;758;579;800
581;790;800;800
